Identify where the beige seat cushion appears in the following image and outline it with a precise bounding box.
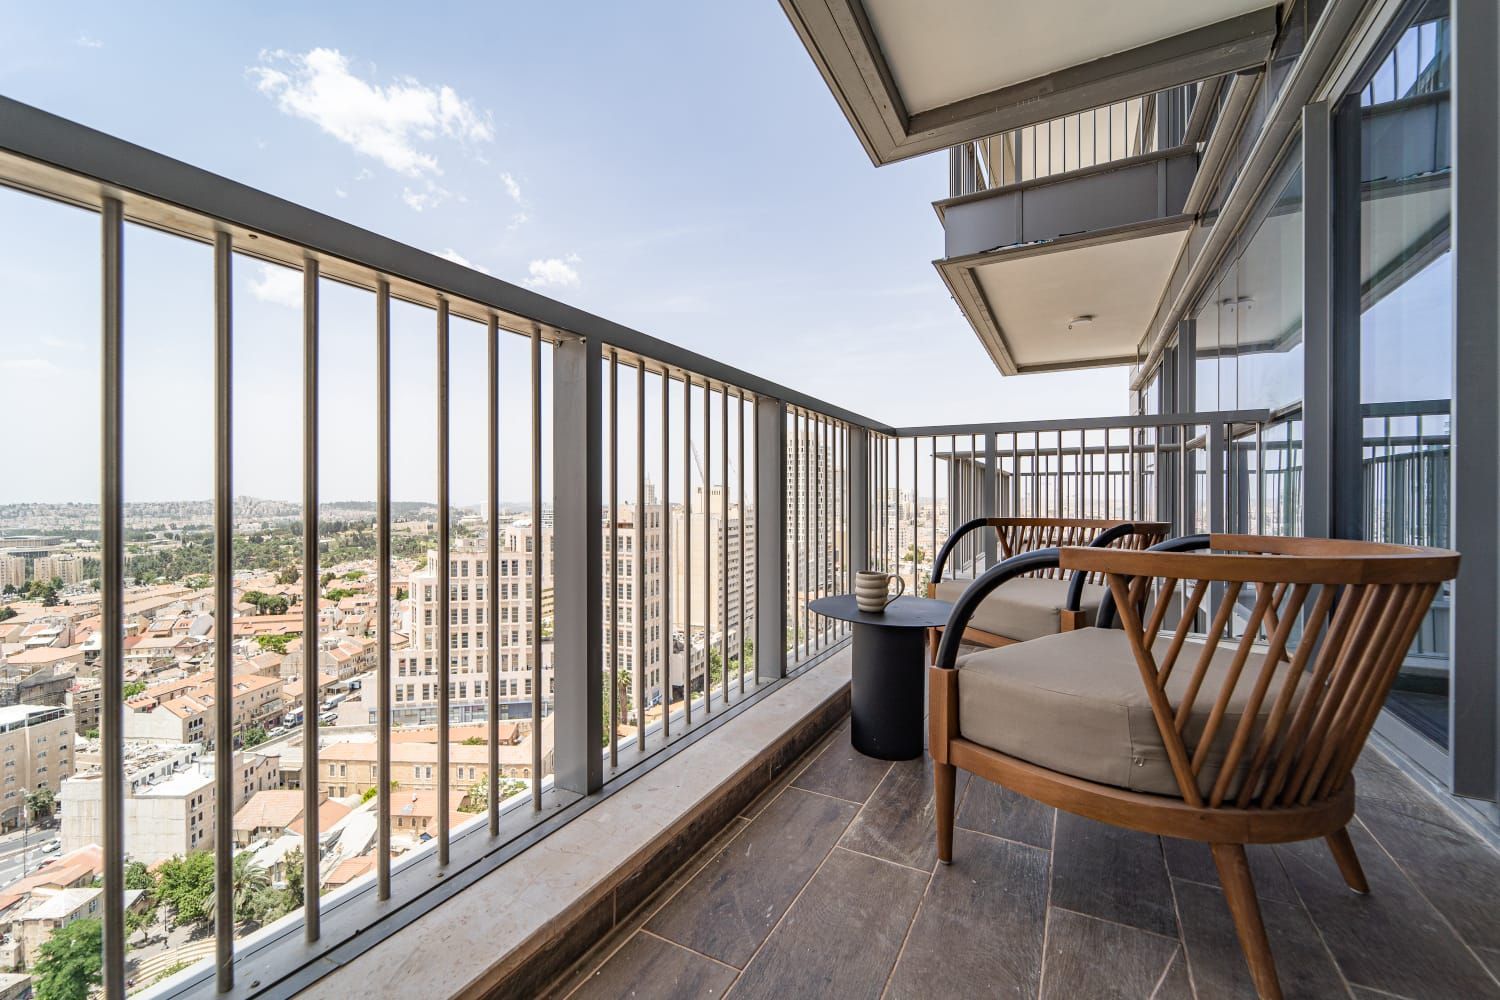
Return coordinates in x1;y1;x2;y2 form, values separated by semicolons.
932;576;1108;642
957;627;1299;798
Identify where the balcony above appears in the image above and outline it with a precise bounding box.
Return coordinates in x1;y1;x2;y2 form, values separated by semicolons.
777;0;1277;165
935;149;1197;374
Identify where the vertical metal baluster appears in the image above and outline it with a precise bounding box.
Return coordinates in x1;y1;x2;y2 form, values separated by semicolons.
683;374;692;724
379;284;395;878
804;412;811;650
212;232;235;990
738;390;746;690
702;380;711;712
530;327;543;810
970;433;979;567
301;258;321;939
911;436;918;590
793;411;801;658
609;350;619;766
751;392;760;665
636;362;647;748
100;198;126;1000
436;298;451;863
720;386;729;701
814;414;823;652
660;371;672;741
484;313;498;836
1255;421;1266;535
1056;433;1065;519
1104;430;1112;519
895;434;902;584
823;416;831;642
930;435;937;594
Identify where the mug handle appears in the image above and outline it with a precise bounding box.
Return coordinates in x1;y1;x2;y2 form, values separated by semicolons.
884;575;906;609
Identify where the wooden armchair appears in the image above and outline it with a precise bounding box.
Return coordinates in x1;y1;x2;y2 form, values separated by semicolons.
926;517;1169;657
929;534;1458;1000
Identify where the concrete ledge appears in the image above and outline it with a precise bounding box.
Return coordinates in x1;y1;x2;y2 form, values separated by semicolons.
297;651;852;999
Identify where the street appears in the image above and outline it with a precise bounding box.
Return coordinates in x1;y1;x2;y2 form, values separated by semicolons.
0;823;61;888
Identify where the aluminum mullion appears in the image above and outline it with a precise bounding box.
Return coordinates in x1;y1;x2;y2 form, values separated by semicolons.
484;313;499;834
212;231;235;991
660;371;672;742
378;285;395;866
682;373;692;726
436;298;451;864
100;197;126;1000
635;362;646;748
609;351;620;766
301;257;321;941
530;327;543;810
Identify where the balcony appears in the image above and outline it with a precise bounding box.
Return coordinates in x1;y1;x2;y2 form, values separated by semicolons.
0;0;1496;993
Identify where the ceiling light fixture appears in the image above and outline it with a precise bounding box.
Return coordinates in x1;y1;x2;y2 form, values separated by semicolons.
1067;314;1095;331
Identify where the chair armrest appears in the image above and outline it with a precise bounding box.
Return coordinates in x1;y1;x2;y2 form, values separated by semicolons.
1062;522;1171;615
931;517;998;585
934;548;1062;669
1094;533;1212;629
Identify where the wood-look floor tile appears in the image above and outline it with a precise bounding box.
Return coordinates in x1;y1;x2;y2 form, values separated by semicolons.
567;932;736;1000
1278;822;1500;999
1161;837;1297;904
730;848;928;1000
1040;908;1180;1000
1173;877;1346;999
1050;812;1178;937
838;755;969;871
1356;800;1500;953
885;830;1048;999
792;731;893;803
956;776;1055;850
647;787;857;967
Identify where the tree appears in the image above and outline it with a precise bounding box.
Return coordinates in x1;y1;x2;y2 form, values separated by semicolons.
157;851;215;925
255;633;297;655
124;859;156;893
26;785;56;823
123;680;146;699
0;605;15;622
201;852;272;926
276;566;300;586
32;916;101;1000
459;777;488;814
284;845;304;904
242;725;268;748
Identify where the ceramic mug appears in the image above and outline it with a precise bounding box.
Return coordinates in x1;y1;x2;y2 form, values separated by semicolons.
855;570;905;613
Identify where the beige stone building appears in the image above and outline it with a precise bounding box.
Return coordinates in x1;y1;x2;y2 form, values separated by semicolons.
0;705;75;829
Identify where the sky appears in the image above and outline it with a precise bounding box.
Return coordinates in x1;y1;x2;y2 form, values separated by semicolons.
0;1;1129;505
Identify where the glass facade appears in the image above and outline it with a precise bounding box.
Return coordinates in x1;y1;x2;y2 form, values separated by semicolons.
1349;6;1453;747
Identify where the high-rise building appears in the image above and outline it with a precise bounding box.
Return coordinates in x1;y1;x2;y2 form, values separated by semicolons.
397;523;554;726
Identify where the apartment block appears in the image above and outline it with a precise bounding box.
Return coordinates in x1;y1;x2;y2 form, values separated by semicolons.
0;705;75;829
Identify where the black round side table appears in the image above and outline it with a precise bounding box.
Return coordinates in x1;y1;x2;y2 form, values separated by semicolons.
807;594;954;761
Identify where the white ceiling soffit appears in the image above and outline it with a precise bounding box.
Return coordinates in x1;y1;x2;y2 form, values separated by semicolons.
779;0;1279;165
938;220;1192;375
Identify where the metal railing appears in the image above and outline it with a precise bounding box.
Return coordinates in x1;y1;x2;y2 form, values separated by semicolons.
0;97;884;999
948;83;1200;197
872;410;1273;590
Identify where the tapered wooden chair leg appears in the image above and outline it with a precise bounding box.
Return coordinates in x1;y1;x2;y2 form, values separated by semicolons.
1325;826;1370;893
1211;843;1283;1000
935;761;956;865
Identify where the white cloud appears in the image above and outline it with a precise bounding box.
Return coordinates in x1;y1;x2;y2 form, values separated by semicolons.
525;254;581;289
335;187;348;198
249;263;302;308
434;249;491;275
507;211;530;231
249;48;493;179
401;186;449;212
0;358;58;373
75;35;103;49
500;172;522;203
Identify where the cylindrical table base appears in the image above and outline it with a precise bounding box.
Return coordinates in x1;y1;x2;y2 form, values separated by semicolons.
849;622;926;761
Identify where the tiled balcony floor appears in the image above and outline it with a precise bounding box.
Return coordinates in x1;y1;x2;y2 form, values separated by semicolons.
551;714;1500;999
